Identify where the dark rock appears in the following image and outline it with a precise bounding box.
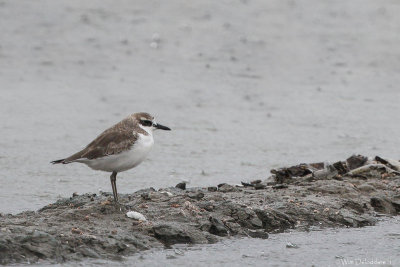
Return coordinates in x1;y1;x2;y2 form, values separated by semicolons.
207;186;217;192
332;161;349;175
21;230;61;259
375;156;389;165
175;182;186;190
141;193;151;200
272;184;288;189
251;180;262;184
218;184;237;192
78;247;100;258
152;224;200;245
370;197;397;214
309;162;324;170
247;229;269;239
271;164;313;184
250;217;263;228
208;217;229;236
390;199;400;212
287;164;313;177
187;192;205;200
339;210;376;227
346;155;368;170
254;183;266;190
241;181;254;187
343;200;366;213
255;209;295;232
271;168;292;184
198;201;214;211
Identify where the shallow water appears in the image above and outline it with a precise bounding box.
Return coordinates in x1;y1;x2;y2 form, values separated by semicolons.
1;0;400;266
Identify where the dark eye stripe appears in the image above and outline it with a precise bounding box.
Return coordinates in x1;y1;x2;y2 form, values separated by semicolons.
141;120;153;127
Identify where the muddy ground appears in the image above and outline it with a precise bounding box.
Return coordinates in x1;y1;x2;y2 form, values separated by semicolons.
1;155;400;265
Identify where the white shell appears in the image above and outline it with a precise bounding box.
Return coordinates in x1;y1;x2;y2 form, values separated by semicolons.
126;211;147;221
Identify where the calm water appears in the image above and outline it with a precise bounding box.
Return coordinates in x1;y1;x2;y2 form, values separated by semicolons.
1;0;400;266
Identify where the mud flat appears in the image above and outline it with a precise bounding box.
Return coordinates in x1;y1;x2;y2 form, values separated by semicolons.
1;155;400;265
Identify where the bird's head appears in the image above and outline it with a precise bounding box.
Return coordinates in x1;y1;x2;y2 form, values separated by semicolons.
133;112;171;133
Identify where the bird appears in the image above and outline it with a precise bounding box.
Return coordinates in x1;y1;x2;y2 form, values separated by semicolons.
51;112;171;203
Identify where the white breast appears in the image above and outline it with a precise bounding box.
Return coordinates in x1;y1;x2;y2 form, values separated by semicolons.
83;133;154;172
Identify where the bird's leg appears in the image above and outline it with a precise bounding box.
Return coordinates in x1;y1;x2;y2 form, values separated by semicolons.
110;171;119;203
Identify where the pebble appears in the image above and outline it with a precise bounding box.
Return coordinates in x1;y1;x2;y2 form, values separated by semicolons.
254;183;266;190
247;229;269;239
286;242;299;248
272;184;288;189
208;186;218;192
126;211;147;221
175;182;186;190
187;192;204;200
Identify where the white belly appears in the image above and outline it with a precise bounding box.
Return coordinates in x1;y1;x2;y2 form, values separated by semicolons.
80;133;154;172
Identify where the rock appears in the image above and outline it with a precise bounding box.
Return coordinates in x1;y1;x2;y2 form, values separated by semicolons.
208;186;218;192
241;181;254;187
152;223;192;245
78;247;100;258
208;217;229;236
346;155;368;170
357;183;376;192
390;199;400;212
272;184;288;189
332;161;349;175
375;156;400;172
217;183;238;192
370;197;397;214
271;164;314;184
254;183;266;190
308;180;357;195
255;209;295;232
152;223;207;245
187;192;205;200
247;229;269;239
250;217;263;228
141;192;151;200
175;182;186;190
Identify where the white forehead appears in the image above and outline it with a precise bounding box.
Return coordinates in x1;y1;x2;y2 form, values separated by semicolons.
140;117;154;121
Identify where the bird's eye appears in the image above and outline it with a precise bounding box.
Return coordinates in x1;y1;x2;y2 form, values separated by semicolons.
141;120;153;127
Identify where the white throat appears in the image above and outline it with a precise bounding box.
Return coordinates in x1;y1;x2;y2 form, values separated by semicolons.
138;124;153;135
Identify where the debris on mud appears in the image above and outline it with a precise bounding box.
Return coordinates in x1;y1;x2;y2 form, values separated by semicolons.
1;155;399;264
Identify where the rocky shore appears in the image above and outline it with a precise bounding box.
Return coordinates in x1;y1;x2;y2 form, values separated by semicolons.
1;155;400;265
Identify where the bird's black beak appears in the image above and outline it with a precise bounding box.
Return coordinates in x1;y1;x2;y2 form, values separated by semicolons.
154;123;171;130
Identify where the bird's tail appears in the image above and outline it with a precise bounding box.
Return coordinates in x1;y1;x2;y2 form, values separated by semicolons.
51;159;67;164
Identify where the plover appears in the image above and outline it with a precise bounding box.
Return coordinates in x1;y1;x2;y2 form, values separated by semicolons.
51;112;170;202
